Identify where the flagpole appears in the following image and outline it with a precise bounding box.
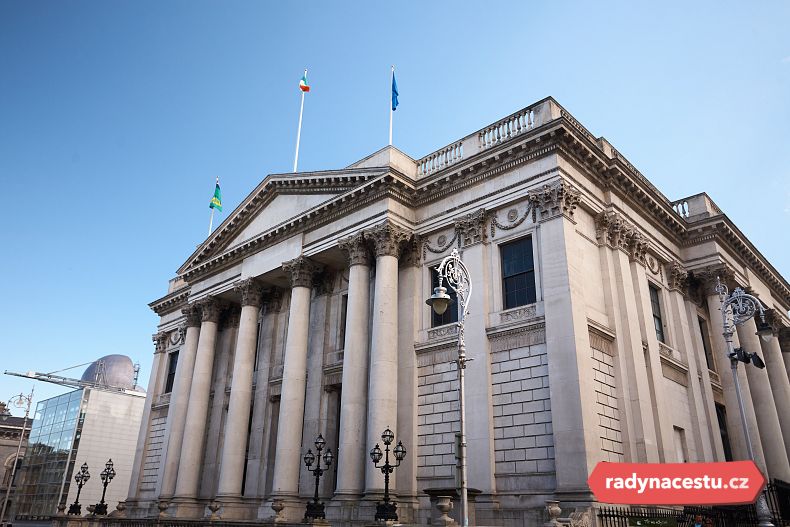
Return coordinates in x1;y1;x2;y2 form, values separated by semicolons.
208;176;218;236
294;68;307;172
389;65;394;146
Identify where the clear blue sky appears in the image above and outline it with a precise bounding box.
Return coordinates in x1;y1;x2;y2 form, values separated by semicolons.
1;1;789;413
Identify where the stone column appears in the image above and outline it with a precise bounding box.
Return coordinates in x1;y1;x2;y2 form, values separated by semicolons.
737;320;790;481
174;298;224;501
271;256;321;505
128;332;169;500
365;221;410;495
335;233;372;499
759;326;790;462
217;280;264;499
701;277;767;474
780;329;790;380
159;305;201;499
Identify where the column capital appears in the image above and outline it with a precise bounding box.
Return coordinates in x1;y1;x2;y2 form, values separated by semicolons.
692;264;738;297
400;234;422;267
181;304;202;328
198;297;226;323
667;261;689;295
283;255;323;288
339;232;372;267
528;179;581;221
264;287;285;313
153;332;169;354
223;305;242;328
454;208;488;248
365;221;412;258
235;278;265;307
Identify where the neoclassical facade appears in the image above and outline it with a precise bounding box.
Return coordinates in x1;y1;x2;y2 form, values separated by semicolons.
125;97;790;525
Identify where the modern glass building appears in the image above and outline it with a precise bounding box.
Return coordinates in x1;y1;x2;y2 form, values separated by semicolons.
13;389;84;520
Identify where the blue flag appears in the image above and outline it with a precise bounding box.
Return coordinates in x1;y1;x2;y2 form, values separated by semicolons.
391;73;399;111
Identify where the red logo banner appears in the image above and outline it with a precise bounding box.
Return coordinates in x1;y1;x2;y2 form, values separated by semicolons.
588;461;765;505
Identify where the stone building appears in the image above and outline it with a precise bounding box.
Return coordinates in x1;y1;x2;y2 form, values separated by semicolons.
0;402;32;524
126;97;790;525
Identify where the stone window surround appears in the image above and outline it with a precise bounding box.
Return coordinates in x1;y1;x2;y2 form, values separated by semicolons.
647;279;670;347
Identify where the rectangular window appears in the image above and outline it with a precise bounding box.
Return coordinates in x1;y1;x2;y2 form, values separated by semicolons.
431;266;458;327
716;403;733;462
649;285;665;343
164;351;178;394
339;294;348;346
698;317;715;372
501;237;536;310
673;426;688;463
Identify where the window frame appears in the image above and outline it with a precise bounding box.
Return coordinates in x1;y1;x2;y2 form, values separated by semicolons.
164;350;179;394
500;236;537;311
648;283;666;344
429;265;459;328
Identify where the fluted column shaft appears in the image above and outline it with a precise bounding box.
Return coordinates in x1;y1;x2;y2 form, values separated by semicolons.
160;306;201;498
335;234;371;498
737;320;790;481
365;222;410;494
271;257;320;497
760;335;790;462
217;280;264;497
174;298;224;499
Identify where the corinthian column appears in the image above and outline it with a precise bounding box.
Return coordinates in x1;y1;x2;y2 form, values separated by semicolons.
365;221;411;494
160;305;201;499
335;233;372;499
217;279;264;498
174;297;225;500
271;256;321;502
759;322;790;462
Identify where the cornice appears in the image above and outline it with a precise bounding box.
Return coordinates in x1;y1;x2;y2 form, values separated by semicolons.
149;286;190;316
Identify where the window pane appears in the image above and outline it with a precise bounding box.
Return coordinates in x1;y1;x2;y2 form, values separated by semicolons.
501;237;536;310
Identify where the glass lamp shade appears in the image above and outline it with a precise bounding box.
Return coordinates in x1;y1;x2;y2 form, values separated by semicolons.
393;441;406;461
315;433;326;451
100;469;108;482
370;444;383;463
381;428;395;445
304;449;315;467
426;287;453;315
323;449;333;466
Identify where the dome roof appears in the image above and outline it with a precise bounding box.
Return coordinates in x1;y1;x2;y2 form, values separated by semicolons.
81;355;137;390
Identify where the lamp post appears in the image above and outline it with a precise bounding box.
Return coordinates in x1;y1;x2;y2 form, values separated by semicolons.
68;463;90;515
369;427;406;522
93;459;115;516
303;433;333;521
426;247;471;527
0;388;34;527
716;277;775;527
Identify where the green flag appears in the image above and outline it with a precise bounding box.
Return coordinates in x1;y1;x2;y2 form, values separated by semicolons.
209;179;222;212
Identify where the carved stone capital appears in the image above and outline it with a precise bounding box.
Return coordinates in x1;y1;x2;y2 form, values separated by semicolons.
400;234;422;267
264;287;284;313
235;278;264;307
197;297;225;323
314;271;335;296
338;232;371;267
528;180;581;221
595;210;629;250
667;261;689;294
693;264;737;297
182;304;202;328
626;230;649;265
366;221;412;258
282;256;322;288
454;208;488;247
153;332;169;354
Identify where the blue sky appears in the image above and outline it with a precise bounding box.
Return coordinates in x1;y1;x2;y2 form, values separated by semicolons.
1;1;789;412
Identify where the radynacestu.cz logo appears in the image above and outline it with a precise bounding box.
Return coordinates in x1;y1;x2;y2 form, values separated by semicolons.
588;461;765;505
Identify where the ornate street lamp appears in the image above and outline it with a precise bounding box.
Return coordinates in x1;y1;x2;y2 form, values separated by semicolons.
0;388;34;526
426;247;471;527
716;278;774;527
369;427;407;522
93;459;115;515
68;463;90;515
303;433;333;521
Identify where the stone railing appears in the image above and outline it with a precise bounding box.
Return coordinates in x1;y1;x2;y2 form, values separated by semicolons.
415;98;561;178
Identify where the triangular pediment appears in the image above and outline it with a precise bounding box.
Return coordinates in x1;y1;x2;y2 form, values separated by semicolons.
177;168;390;275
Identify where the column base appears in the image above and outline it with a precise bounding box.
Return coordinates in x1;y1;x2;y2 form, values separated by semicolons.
214;495;260;520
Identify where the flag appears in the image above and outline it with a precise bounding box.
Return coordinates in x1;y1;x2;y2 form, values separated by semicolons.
299;72;310;92
209;179;222;212
391;72;399;111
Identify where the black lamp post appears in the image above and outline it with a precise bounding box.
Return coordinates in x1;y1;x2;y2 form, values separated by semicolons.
303;434;333;521
93;459;115;515
369;427;407;522
68;463;90;515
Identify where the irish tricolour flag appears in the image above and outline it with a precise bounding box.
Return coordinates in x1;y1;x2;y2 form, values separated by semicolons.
299;72;310;92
